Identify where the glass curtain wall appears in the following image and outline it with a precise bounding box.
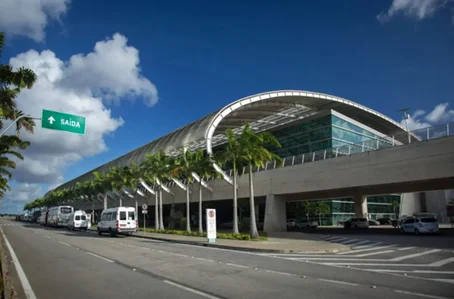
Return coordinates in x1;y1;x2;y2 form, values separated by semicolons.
273;111;401;226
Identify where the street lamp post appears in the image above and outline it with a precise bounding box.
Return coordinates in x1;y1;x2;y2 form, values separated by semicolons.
0;115;40;137
398;108;411;144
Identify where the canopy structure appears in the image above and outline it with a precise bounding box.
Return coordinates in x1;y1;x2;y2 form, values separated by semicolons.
51;90;409;192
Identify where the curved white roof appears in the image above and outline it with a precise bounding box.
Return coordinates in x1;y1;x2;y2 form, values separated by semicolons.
53;90;407;191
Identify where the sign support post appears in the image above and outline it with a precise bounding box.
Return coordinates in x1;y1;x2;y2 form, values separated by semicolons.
142;204;148;233
206;209;216;243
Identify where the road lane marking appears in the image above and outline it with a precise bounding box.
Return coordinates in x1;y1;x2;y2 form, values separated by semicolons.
339;239;360;244
394;290;448;299
289;257;386;261
336;244;392;254
350;240;373;247
58;241;71;247
325;237;349;242
86;252;115;263
194;257;215;262
430;279;454;284
348;242;383;250
397;246;415;251
44;235;52;239
318;278;358;286
365;269;454;274
163;280;221;299
429;257;454;267
355;250;394;257
264;269;294;276
0;227;37;299
225;263;249;269
391;249;441;261
322;263;438;266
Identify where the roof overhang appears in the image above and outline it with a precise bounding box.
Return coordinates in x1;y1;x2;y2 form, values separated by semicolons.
204;90;412;184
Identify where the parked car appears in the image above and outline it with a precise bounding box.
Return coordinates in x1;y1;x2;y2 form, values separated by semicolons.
343;218;369;229
287;218;297;230
377;218;392;225
400;217;439;235
66;210;89;231
368;219;380;226
97;207;137;237
295;219;318;230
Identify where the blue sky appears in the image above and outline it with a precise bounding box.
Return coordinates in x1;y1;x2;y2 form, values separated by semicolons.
0;0;453;213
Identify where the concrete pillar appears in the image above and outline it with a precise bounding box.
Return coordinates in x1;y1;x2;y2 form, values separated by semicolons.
264;194;287;232
353;194;368;218
400;192;422;217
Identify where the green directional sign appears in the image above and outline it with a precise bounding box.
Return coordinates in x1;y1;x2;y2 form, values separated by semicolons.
41;109;86;135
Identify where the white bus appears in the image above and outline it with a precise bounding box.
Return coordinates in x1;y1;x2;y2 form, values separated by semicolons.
47;206;74;227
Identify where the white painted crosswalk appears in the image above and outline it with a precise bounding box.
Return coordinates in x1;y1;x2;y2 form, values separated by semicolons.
256;234;454;285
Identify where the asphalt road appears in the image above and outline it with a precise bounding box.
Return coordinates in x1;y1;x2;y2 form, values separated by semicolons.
306;227;454;249
1;219;453;299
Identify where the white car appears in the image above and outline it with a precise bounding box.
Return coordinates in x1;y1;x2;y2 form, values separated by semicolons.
66;210;89;231
97;207;137;237
296;219;318;229
400;217;439;235
344;218;369;229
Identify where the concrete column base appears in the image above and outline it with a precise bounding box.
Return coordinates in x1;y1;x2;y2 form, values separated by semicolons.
264;194;287;232
354;194;368;218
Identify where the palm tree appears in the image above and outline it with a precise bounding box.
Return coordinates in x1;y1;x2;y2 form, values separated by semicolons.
0;135;30;195
142;150;174;230
173;148;198;232
216;129;244;234
237;122;282;239
315;202;330;226
106;166;127;206
192;149;219;233
121;162;144;217
0;32;37;115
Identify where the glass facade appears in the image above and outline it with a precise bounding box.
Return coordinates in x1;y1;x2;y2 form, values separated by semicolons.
273;111;401;225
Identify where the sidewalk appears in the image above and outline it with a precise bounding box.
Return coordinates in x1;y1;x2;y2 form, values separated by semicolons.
121;230;350;253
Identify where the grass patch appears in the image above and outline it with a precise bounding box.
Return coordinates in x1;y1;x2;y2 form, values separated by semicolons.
138;228;252;241
0;249;4;299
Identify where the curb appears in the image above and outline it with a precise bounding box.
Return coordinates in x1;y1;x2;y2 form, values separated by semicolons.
131;233;351;254
88;228;350;254
0;230;16;299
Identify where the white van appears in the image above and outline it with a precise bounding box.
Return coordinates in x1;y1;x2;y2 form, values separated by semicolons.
97;207;137;237
66;210;89;231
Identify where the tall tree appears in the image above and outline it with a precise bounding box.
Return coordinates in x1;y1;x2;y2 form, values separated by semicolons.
237;123;282;239
0;32;37;200
191;149;219;233
142;150;174;230
216;129;244;234
173;148;197;232
314;202;330;226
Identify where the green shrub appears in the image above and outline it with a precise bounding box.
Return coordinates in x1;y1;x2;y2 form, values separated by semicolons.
179;217;186;229
139;228;251;240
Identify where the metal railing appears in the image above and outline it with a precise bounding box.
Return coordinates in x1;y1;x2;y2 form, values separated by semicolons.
210;122;454;180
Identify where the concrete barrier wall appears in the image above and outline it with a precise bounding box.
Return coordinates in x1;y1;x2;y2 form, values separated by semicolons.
76;135;454;209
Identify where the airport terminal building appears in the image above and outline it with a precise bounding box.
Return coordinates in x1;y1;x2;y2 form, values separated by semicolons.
52;90;453;230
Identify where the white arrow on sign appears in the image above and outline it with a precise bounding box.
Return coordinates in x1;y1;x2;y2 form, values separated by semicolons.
48;116;55;124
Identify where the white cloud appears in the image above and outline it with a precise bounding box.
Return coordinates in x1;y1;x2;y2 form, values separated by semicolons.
401;103;454;130
6;33;158;189
60;34;158;107
0;183;42;214
377;0;453;23
0;0;70;42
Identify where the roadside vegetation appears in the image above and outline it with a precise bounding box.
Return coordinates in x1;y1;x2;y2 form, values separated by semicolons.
24;122;282;239
0;32;37;200
0;32;37;299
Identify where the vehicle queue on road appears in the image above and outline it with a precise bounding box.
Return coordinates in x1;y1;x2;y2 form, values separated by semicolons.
15;205;138;236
